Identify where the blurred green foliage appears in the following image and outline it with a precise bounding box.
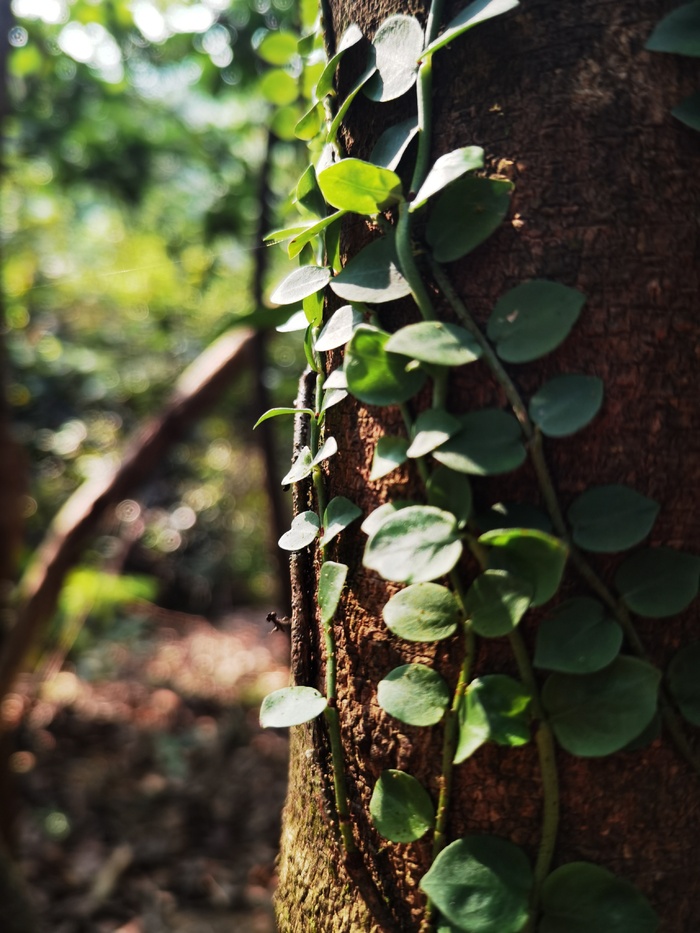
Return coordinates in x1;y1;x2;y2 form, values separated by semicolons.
3;0;313;631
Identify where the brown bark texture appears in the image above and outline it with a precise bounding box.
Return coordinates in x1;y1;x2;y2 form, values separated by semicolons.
275;1;700;931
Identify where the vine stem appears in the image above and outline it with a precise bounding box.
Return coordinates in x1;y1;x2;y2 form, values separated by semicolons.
430;258;700;777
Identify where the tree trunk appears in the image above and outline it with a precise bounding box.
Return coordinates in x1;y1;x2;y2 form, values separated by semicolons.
275;1;700;930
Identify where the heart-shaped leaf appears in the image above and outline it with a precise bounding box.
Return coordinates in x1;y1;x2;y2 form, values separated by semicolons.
330;234;412;303
317;159;403;214
433;409;525;476
270;265;331;306
321;496;362;545
534;597;623;674
426;176;514;262
464;570;532;637
567;485;659;553
370;436;409;480
370;117;420;170
487;280;585;363
645;2;700;56
315;304;364;351
410;147;485;211
278;511;320;551
407;409;462;458
615;547;700;617
426;467;473;527
542;657;661;757
479;528;568;606
385;320;482;366
260;686;328;728
383;582;461;641
540;862;659;933
420;835;532;933
345;325;426;405
318;561;349;624
378;663;450;725
364;15;424;102
361;500;419;536
281;447;314;485
364;505;463;583
370;770;434;842
455;674;532;762
529;374;603;437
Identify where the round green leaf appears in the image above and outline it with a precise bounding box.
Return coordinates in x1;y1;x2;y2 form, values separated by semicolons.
317;158;403;214
645;2;700;56
370;117;419;170
383;582;461;642
364;15;424;102
321;496;362;546
426;176;514;262
364;505;463;583
385;321;482;366
318;561;349;625
278;511;320;551
257;31;299;65
370;436;409;480
260;686;327;728
567;485;659;554
542;656;661;757
615;547;700;618
479;528;568;607
487;280;585;363
477;501;552;534
315;304;364;352
270;265;331;306
455;675;532;762
540;862;659;933
529;374;603;437
667;642;700;726
378;663;450;726
345;325;426;406
330;234;412;303
407;409;462;458
465;570;532;637
410;147;485;211
426;467;473;527
369;770;434;843
419;835;533;933
361;500;418;536
259;68;298;105
432;409;525;476
534;597;623;674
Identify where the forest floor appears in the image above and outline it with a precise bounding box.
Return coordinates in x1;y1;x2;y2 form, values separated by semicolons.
9;607;291;933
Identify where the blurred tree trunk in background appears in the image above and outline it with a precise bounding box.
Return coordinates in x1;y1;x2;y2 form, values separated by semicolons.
275;1;700;930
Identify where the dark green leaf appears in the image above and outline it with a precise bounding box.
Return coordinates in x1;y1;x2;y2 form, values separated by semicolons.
432;409;525;476
364;15;424;102
270;265;331;305
615;547;700;617
281;447;314;485
529;374;603;437
370;436;409;480
378;663;450;725
315;304;364;351
318;561;349;624
317;159;403;214
330;234;412;303
455;675;532;762
316;23;364;97
383;582;461;641
345;325;426;405
370;770;434;842
295;164;325;216
385;321;482;366
672;90;700;130
534;597;623;674
260;686;327;727
321;496;362;545
567;485;660;553
542;657;661;757
427;467;473;527
407;409;462;458
479;528;568;606
364;505;463;583
645;2;700;56
423;0;521;57
540;862;659;933
411;147;485;211
370;118;420;170
487;280;585;363
278;511;320;551
465;570;532;637
426;176;513;262
477;502;552;534
667;643;700;726
327;60;378;143
420;835;532;933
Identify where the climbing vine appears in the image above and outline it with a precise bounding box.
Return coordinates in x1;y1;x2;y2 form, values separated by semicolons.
256;1;700;931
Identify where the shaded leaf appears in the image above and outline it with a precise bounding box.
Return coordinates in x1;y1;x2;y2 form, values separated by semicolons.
370;770;434;843
330;234;412;303
318;561;349;624
385;320;482;366
645;2;700;56
477;501;552;534
534;597;623;674
407;409;462;458
432;409;525;476
567;485;659;553
427;467;473;527
667;642;700;726
455;675;531;762
345;325;426;405
316;23;364;97
364;505;463;583
370;436;409;480
321;496;362;545
410;147;485;211
465;570;532;637
479;528;568;606
383;582;461;641
426;176;514;262
529;374;603;437
327;59;378;143
378;663;450;725
672;90;700;130
487;280;585;363
615;547;700;617
260;686;327;728
370;117;420;170
423;0;521;57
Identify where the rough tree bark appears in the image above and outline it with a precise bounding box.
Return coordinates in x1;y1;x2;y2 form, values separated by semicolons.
275;1;700;930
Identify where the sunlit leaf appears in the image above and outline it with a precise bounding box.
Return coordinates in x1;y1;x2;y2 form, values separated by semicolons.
295;102;324;141
370;435;409;480
281;447;314;485
364;505;463;583
316;23;364;97
383;582;461;641
315;304;364;351
370;770;434;842
455;675;532;762
278;511;320;550
410;147;485;211
260;686;327;727
345;325;426;405
260;69;298;106
258;31;300;65
318;561;349;624
317;159;403;214
378;663;450;725
361;500;419;536
321;496;362;545
407;408;462;458
270;265;331;305
364;15;424;102
254;406;313;428
385;320;482;366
